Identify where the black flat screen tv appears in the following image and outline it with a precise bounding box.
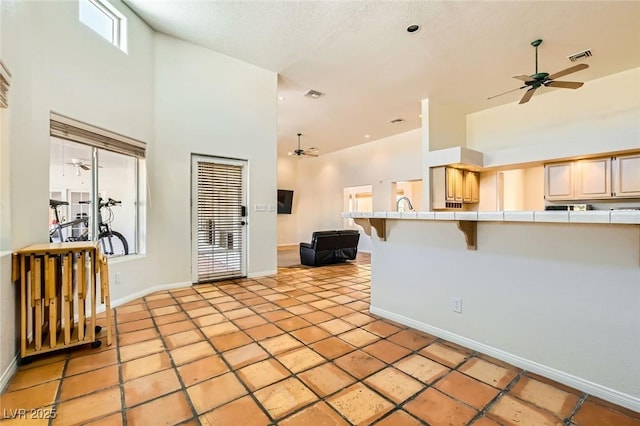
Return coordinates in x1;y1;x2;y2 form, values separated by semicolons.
277;189;294;214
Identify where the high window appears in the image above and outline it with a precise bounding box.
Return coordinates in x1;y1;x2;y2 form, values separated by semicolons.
79;0;127;52
49;113;145;258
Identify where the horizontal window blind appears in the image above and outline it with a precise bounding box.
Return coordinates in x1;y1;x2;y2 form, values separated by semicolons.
0;60;11;108
50;112;145;158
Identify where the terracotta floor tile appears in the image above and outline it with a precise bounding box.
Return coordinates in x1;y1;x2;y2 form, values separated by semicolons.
117;310;151;324
170;341;216;365
435;371;500;410
245;323;284;341
116;304;146;315
177;354;228;386
362;339;411;364
59;365;119;401
117;318;155;334
387;329;437;351
199;395;270;426
365;367;425;404
487;394;564;426
573;399;640;426
324;305;356;317
122;351;173;382
290;325;331;344
210;331;253;352
232;314;268;329
165;329;205;349
420;342;470;368
286;304;314;315
224;307;254;319
157;319;196;336
459;357;518;389
345;300;370;311
296;294;320;303
309;299;338;310
274;316;312;332
236;358;291;391
187;372;247;414
254;377;317;420
277;347;325;373
327;383;393;425
82;412;123;426
6;361;64;391
193;313;226;327
126;391;193;426
154;311;189;325
310;336;356;359
151;305;181;317
376;410;423;426
298;362;356;397
222;342;270;369
53;386;121;426
186;306;219;318
317;318;356;334
259;334;303;355
261;310;294;322
279;401;349;426
405;388;477;426
334;349;386;379
0;380;60;410
363;320;403;337
123;368;181;407
146;298;177;309
342;311;375;326
472;417;503;426
118;328;159;346
509;376;579;419
338;328;380;347
300;310;334;324
394;354;450;384
200;321;240;338
119;338;165;362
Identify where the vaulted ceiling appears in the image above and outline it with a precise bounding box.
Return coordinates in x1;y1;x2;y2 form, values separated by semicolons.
123;1;640;156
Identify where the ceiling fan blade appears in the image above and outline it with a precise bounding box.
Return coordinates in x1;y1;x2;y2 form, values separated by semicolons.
547;63;588;80
512;74;535;82
545;81;584;89
487;85;527;100
519;87;537;104
303;152;319;157
80;164;91;170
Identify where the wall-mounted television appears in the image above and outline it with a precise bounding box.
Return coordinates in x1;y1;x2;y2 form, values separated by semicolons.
277;189;294;214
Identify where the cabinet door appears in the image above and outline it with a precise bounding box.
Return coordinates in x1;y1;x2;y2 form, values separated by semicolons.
613;154;640;197
445;167;457;201
545;162;574;200
463;171;479;203
576;158;611;199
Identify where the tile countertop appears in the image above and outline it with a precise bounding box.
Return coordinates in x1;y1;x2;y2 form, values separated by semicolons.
343;210;640;225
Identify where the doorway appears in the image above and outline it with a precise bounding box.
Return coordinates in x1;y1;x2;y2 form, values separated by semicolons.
191;155;248;283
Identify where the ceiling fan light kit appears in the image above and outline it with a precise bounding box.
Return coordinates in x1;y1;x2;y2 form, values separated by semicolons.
289;133;319;158
489;39;589;105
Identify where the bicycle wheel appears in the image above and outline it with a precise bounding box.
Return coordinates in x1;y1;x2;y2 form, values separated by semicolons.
98;231;129;257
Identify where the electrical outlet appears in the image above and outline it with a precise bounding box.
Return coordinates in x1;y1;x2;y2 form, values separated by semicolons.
115;272;121;284
453;297;462;313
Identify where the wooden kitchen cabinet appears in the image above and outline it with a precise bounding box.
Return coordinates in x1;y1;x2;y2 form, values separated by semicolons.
576;158;611;199
544;162;574;200
432;167;479;209
463;170;479;203
446;167;464;202
613;154;640;197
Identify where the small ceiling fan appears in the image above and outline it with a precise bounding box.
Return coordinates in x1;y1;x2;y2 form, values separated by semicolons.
288;133;319;157
488;39;589;104
66;158;92;171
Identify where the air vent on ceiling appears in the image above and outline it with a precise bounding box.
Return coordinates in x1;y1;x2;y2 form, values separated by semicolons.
567;49;592;62
390;118;405;124
303;89;324;99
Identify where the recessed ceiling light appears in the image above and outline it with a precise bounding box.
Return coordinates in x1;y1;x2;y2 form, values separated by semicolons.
278;96;285;101
418;114;423;118
364;134;370;138
407;25;420;33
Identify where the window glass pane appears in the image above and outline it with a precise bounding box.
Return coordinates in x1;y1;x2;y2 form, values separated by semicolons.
97;148;137;255
49;138;93;242
79;0;115;44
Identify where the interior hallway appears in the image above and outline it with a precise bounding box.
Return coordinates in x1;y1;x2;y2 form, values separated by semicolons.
1;254;639;425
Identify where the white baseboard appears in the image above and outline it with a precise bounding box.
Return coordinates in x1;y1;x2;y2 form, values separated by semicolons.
0;353;19;393
248;270;278;278
105;281;192;312
370;306;640;413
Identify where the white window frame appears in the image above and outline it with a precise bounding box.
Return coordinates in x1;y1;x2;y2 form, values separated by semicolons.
79;0;128;53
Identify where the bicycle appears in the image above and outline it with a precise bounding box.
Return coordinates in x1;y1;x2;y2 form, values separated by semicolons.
49;197;129;257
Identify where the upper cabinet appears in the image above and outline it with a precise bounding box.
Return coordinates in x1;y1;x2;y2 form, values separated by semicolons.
613;154;640;197
432;166;479;209
545;153;640;201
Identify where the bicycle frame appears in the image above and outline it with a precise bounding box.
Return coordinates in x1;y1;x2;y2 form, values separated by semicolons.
49;204;89;242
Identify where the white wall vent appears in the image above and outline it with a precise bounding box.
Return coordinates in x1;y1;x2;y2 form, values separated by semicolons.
567;49;592;62
303;89;324;99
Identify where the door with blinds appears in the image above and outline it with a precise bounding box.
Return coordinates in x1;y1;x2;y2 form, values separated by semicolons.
191;155;248;283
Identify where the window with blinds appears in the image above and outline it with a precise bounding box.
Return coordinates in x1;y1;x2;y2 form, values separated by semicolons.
0;60;11;108
193;157;247;282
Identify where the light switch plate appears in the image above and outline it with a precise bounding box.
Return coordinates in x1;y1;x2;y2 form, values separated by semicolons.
254;204;266;212
267;204;275;212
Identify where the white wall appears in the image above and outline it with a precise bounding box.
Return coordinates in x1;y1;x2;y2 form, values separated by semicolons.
277;156;299;245
468;68;640;167
0;0;277;387
295;129;422;252
371;220;640;408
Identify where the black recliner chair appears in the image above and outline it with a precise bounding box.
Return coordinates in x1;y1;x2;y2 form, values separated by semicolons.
299;230;360;266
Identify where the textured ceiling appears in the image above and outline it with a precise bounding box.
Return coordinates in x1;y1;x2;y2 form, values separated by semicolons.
123;0;640;156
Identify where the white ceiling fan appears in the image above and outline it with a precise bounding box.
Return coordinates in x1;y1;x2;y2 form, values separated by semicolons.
66;158;101;175
288;133;319;157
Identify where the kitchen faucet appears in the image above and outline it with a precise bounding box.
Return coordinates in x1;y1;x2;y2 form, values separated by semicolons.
396;196;414;212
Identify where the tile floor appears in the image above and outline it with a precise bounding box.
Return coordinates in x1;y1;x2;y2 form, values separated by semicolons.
2;253;639;425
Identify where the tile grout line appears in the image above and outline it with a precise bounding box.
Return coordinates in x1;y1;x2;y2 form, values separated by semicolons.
564;392;589;425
